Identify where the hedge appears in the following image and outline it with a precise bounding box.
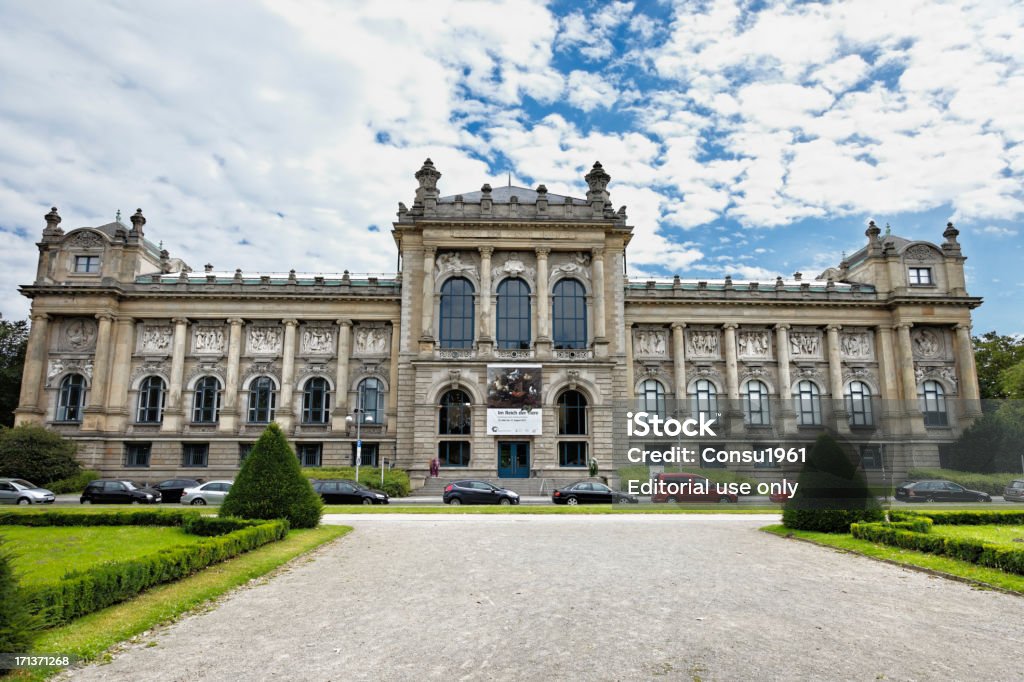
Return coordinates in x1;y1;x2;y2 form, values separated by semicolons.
301;466;411;498
0;510;198;527
45;469;100;494
906;468;1019;496
890;510;1024;526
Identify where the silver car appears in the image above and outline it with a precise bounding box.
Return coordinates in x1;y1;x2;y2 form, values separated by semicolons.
1005;479;1024;503
180;480;233;505
0;478;56;505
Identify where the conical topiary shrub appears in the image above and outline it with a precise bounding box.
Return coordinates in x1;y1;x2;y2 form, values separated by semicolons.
220;423;322;528
782;431;883;533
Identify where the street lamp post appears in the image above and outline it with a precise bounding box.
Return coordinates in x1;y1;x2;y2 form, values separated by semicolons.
346;392;375;484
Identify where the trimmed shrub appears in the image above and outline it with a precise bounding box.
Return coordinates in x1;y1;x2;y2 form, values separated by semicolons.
46;469;100;494
906;468;1018;496
0;537;41;659
891;509;1024;526
300;466;411;498
783;432;883;533
181;515;265;536
0;510;197;527
617;465;758;491
0;424;80;485
222;424;322;528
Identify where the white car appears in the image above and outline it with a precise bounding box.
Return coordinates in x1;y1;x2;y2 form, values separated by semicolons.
0;478;56;505
180;480;233;505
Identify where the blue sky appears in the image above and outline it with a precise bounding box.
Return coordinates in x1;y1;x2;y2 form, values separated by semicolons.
0;0;1021;333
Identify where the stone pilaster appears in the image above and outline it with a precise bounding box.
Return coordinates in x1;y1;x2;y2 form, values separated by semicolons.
104;316;135;431
671;322;687;417
722;324;739;400
81;313;113;431
895;323;926;433
535;248;551;356
826;324;849;433
774;324;795;431
592;247;607;356
478;246;493;352
876;324;900;428
14;313;49;424
955;323;981;419
219;318;244;432
420;246;435;348
276;319;298;430
161;317;189;432
331;320;353;431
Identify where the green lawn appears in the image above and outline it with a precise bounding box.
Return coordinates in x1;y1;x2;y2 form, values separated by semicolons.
3;526;205;586
930;524;1024;549
322;504;782;514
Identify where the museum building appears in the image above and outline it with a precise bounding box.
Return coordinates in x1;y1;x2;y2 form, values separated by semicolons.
14;160;982;490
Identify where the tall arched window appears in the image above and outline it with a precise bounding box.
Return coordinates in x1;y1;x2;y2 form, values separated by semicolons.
795;380;822;426
137;376;166;424
743;380;770;426
557;390;589;467
439;389;471;435
358;378;384;425
496;278;531;349
302;377;331;424
439;277;475;349
845;381;874;427
918;380;948;427
552;278;587;349
247;376;276;423
692;379;719;420
192;376;221;423
57;374;86;422
639;379;666;417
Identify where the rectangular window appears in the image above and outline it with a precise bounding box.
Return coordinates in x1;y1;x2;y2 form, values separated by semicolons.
123;443;151;468
908;267;932;285
860;445;883;470
298;443;323;467
74;255;101;273
182;443;209;468
558;441;588;467
437;441;470;467
351;442;379;467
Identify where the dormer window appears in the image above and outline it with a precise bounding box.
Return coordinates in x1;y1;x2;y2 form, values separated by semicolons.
908;267;932;285
74;255;101;273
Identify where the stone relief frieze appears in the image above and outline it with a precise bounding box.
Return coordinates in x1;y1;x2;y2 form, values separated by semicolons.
904;244;938;261
736;330;771;358
794;366;825;383
491;252;536;286
740;365;774;383
241;362;279;382
911;328;943;359
914;364;958;391
687;329;720;358
296;363;330;384
247;326;282;355
140;326;173;353
67;231;104;249
551;251;591;280
633;328;667;357
840;330;874;360
842;366;876;385
435;251;476;278
788;331;821;358
691;365;723;381
300;326;335;355
46;359;94;386
130;361;168;385
193;327;226;354
354;326;389;356
61;318;97;352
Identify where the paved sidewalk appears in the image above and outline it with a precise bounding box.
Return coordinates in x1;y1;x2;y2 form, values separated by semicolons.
64;516;1023;681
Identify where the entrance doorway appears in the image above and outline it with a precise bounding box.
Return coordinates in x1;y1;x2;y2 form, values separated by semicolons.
498;441;530;478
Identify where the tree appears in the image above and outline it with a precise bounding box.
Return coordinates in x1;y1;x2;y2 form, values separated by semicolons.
783;432;883;533
973;331;1024;399
220;423;322;528
0;424;80;484
0;319;29;428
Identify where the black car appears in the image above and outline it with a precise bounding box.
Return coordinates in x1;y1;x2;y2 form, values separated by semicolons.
80;479;162;504
312;479;389;505
152;478;201;504
443;480;520;505
895;479;992;503
552;481;638;505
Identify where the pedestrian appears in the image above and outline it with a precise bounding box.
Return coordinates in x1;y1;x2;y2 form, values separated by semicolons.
430;458;440;477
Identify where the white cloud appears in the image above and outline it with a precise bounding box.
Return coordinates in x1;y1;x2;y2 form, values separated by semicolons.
566;71;620;111
980;225;1020;237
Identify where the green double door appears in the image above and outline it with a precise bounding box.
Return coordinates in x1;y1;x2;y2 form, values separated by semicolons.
497;441;530;478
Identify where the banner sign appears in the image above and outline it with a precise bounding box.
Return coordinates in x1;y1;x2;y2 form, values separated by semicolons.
486;364;542;435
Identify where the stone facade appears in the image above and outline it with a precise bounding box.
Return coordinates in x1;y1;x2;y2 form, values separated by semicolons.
15;163;982;488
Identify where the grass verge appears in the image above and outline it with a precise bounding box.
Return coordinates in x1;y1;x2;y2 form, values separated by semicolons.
929;524;1024;548
14;525;350;681
322;504;782;514
762;524;1024;595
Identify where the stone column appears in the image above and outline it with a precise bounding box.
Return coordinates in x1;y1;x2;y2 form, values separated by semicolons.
671;323;687;416
895;323;925;434
219;318;244;432
826;324;849;432
535;248;551;356
592;247;607;356
722;324;739;400
331;320;353;431
478;246;493;351
277;319;298;430
14;313;50;424
104;316;135;431
774;324;794;431
161;317;189;431
82;313;114;431
955;323;981;418
876;324;900;430
420;246;436;346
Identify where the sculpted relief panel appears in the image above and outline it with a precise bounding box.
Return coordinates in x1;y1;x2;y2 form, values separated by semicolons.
687;328;720;359
140;326;173;354
551;251;591;280
300;326;335;355
840;330;874;360
911;328;943;359
61;318;97;352
435;251;477;279
736;330;771;359
193;326;226;354
247;326;282;355
633;328;667;358
788;331;821;359
354;326;389;356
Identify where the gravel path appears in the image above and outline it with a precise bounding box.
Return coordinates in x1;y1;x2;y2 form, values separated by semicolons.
63;515;1022;681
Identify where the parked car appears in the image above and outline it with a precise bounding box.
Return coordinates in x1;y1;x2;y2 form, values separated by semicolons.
1005;479;1024;503
152;478;202;504
552;481;638;505
80;479;162;504
650;472;738;503
312;479;389;505
0;478;56;505
443;480;520;505
895;480;992;503
180;480;233;505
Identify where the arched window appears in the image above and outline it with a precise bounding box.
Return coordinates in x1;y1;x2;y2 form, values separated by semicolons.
743;380;770;426
439;389;471;435
496;278;531;349
439;277;475;349
845;381;874;427
192;376;221;423
639;379;666;417
137;376;166;424
357;378;384;425
247;376;276;423
918;380;948;427
558;390;589;467
795;380;821;426
302;377;331;424
57;374;86;422
692;379;719;420
552;278;587;349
